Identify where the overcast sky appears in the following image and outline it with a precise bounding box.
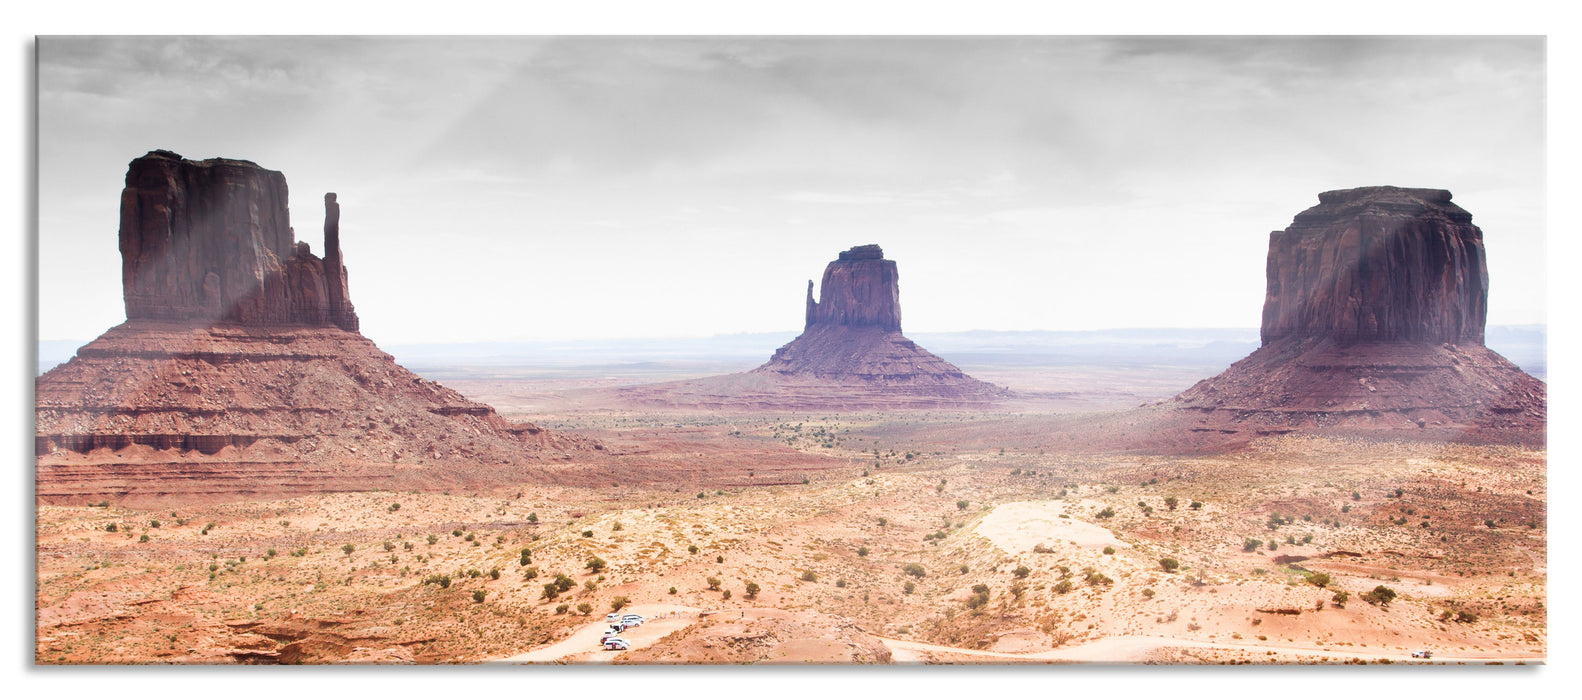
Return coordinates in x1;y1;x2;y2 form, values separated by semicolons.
37;36;1546;344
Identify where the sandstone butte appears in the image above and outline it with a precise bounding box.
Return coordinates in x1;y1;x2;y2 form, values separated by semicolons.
36;151;594;506
1169;186;1545;442
614;245;1008;411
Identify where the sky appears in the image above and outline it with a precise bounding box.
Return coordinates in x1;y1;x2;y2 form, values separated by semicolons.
36;35;1547;344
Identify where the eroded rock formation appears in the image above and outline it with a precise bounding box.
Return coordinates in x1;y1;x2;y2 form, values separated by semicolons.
38;150;592;505
1171;186;1544;443
119;150;358;331
1260;186;1486;345
616;245;1005;410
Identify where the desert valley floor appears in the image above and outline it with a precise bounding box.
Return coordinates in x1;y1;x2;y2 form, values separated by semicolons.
34;359;1547;665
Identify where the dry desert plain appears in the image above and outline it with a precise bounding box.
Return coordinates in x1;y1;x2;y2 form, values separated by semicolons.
35;360;1547;665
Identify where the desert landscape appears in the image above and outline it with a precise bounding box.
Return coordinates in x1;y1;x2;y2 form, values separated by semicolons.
34;151;1546;666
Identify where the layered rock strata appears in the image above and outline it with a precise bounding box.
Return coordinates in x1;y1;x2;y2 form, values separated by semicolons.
1171;186;1544;441
38;151;591;504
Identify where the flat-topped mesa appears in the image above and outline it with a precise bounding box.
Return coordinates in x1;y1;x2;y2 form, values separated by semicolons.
119;150;358;331
804;244;902;332
1260;186;1486;346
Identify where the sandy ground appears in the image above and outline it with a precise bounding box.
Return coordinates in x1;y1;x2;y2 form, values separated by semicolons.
974;501;1127;552
879;634;1543;665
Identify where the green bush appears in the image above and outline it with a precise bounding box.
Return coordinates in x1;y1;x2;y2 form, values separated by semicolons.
745;582;760;598
903;581;915;594
582;530;594;538
835;579;847;588
521;548;532;566
902;563;926;578
587;557;607;572
1159;558;1180;572
1142;588;1155;598
542;583;560;600
389;503;400;512
427;534;439;545
523;566;538;580
1332;590;1349;607
956;500;969;510
341;544;355;557
966;591;990;609
857;546;870;557
105;523;117;532
611;596;629;611
489;568;501;580
1164;497;1178;511
1013;565;1031;578
1243;538;1262;552
688;545;699;554
959;564;969;574
668;587;677;595
1360;585;1397;607
1103;546;1115;555
1053;580;1073;594
554;574;576;592
527;512;538;523
473;590;487;603
707;576;721;590
138;534;150;543
800;570;817;582
1096;507;1116;519
424;574;452;588
555;603;569;614
577;602;593;615
1305;572;1331;588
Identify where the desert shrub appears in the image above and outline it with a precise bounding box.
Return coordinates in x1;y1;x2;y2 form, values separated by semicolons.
835;578;848;588
1302;534;1313;544
582;530;594;538
688;545;699;554
1457;610;1478;624
383;541;395;552
464;532;476;542
1332;590;1349;607
541;583;559;600
521;548;532;566
148;519;160;528
554;574;576;592
555;604;568;614
489;568;501;580
1359;585;1397;607
1054;580;1073;594
722;589;732;600
611;596;629;611
903;563;926;578
473;590;487;603
522;567;538;580
1351;491;1361;501
801;570;818;582
1096;507;1116;519
1107;485;1120;493
341;544;355;557
389;503;400;512
266;548;277;558
1103;546;1116;555
1305;572;1331;588
138;534;150;542
857;546;870;557
1142;588;1155;598
1268;541;1278;551
105;523;118;532
587;557;607;572
1164;497;1179;511
452;529;462;537
291;548;308;557
971;583;990;595
612;521;623;531
1243;538;1262;552
716;555;724;563
1159;558;1180;572
1084;570;1113;586
959;564;969;574
966;591;990;609
668;587;678;595
903;581;915;594
957;500;969;510
707;576;721;590
467;568;482;578
1341;504;1352;513
527;513;538;523
877;517;887;527
577;602;593;615
1485;519;1496;529
424;574;452;588
1013;565;1031;578
745;582;760;598
427;534;439;545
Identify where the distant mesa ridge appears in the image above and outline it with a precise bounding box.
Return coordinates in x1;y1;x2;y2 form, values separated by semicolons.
37;150;590;504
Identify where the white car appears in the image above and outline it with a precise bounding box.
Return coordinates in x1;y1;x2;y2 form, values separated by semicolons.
619;615;644;626
605;613;621;623
1411;650;1433;659
603;637;630;651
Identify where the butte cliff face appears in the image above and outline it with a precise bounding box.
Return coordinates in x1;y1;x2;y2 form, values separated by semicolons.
1171;186;1544;443
37;151;593;505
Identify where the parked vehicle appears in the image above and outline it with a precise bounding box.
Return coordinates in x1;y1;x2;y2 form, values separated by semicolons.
1411;650;1433;659
606;613;621;623
619;615;644;626
603;638;630;651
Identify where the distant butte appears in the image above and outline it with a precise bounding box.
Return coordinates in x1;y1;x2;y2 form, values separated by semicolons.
614;245;1007;411
1168;186;1545;443
36;151;595;505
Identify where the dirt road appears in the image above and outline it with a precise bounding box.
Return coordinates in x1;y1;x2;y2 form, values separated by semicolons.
489;604;701;664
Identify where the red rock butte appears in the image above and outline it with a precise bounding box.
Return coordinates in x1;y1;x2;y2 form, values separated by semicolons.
615;245;1007;410
36;151;593;505
1170;186;1544;443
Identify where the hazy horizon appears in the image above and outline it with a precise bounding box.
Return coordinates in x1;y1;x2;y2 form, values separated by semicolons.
38;36;1546;345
